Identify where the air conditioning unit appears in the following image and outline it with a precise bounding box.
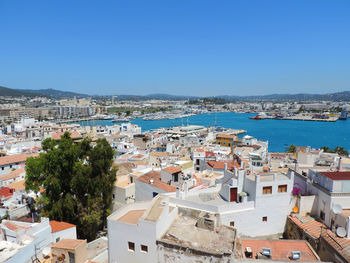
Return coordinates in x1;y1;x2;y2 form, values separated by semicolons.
245;247;253;258
292;251;301;260
262;248;271;257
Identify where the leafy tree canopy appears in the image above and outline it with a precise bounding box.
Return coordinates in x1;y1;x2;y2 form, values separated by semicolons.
286;144;297;153
321;146;348;156
25;132;117;240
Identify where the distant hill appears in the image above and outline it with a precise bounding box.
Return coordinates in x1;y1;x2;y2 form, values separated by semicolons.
218;91;350;102
0;86;36;97
2;84;350;101
17;88;90;98
0;86;89;98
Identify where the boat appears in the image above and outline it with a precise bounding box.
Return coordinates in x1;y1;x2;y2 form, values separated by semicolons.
249;115;261;120
112;118;129;123
339;108;348;120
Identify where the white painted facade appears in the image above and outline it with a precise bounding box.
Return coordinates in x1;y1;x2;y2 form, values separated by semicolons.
107;197;178;263
52;226;77;243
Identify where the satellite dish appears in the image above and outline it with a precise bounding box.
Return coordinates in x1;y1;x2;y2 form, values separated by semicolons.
332;204;343;215
336;227;347;238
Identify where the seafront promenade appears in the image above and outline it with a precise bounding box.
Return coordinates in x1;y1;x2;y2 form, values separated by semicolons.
255;114;339;122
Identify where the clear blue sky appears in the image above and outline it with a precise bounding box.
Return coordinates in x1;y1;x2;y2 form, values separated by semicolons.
1;0;350;96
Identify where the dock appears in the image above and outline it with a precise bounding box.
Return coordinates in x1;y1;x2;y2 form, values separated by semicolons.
255;114;339;122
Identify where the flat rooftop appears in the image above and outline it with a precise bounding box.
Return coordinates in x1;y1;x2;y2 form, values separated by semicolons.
247;173;290;182
144;196;167;222
241;239;319;261
159;215;235;255
117;209;146;225
185;191;229;206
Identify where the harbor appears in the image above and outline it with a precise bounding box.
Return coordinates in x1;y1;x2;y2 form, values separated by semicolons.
249;112;342;122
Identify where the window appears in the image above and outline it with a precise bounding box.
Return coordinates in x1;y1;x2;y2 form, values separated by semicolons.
153;192;158;197
230;221;235;227
68;252;75;263
320;211;325;220
278;185;287;193
10;165;12;168
112;194;115;199
262;216;268;222
56;237;60;242
128;242;135;252
1;167;4;170
141;245;148;253
262;186;272;194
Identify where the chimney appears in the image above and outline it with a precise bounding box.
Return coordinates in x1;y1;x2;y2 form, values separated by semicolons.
224;163;228;171
338;157;343;171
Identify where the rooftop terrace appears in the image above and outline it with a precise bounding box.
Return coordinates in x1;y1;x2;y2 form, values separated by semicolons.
159;215;235;255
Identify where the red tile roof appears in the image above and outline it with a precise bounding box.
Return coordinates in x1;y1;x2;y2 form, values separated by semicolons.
322;229;350;262
163;166;181;174
137;171;176;192
0;187;14;198
289;215;350;261
288;215;324;238
241;239;319;261
320;171;350;181
5;222;18;231
52;131;82;140
207;161;239;170
205;151;215;157
0;168;25;181
0;154;28;166
50;220;76;233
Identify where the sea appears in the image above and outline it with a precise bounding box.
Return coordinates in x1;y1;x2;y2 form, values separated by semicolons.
76;112;350;153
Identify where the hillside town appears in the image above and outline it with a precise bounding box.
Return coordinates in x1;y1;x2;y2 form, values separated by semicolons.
1;94;350;123
0;109;350;263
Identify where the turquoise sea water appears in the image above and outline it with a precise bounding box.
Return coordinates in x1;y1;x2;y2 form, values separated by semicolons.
76;112;350;153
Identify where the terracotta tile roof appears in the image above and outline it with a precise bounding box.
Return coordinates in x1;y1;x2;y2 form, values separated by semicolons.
291;214;350;261
132;154;144;159
8;179;26;191
4;222;18;231
207;161;239;170
0;168;25;182
320;171;350;181
241;239;319;261
0;154;28;166
52;131;82;140
205;151;215;157
150;151;168;157
163;166;181;174
137;171;176;192
322;229;350;262
50;220;76;233
0;187;14;198
51;239;86;250
288;215;324;238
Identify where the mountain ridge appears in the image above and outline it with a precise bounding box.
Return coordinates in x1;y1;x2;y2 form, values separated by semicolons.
1;85;350;101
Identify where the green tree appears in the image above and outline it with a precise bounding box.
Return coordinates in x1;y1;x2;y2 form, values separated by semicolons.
321;146;334;153
286;144;297;153
334;146;348;156
25;132;117;240
321;146;348;156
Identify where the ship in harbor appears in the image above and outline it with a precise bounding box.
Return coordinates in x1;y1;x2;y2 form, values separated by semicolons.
339;108;348;120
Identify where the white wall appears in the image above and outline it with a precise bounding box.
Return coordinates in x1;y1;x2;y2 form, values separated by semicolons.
52;227;77;243
135;180;169;201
